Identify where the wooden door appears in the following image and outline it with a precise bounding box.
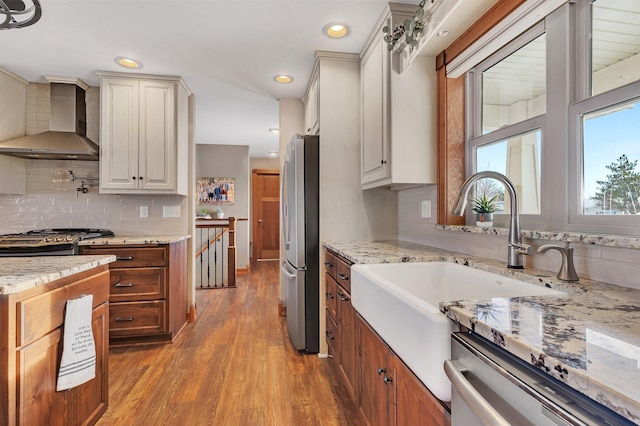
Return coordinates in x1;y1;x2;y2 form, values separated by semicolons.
252;169;280;260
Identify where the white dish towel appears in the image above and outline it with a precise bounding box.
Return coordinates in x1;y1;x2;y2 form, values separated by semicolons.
57;294;96;391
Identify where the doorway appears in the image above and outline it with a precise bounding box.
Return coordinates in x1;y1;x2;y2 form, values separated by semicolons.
252;169;280;260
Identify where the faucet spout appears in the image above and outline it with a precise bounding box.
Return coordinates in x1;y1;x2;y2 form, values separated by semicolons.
451;171;529;269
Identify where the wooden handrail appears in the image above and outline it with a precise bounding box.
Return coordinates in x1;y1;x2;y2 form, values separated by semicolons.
194;228;228;258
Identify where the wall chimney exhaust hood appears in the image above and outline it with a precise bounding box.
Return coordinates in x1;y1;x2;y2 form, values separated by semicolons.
0;76;99;161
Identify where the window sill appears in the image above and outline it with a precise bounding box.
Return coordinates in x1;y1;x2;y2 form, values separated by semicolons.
435;224;640;249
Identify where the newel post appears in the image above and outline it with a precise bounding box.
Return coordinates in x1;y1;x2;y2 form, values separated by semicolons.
228;217;237;287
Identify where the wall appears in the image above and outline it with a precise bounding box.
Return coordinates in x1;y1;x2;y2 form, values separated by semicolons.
398;185;640;291
0;67;27;194
195;144;251;269
0;83;190;236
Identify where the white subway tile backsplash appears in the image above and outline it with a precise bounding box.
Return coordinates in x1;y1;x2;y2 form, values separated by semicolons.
398;185;640;290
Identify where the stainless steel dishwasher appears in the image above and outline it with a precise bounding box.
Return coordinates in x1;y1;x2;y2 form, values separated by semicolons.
446;332;634;426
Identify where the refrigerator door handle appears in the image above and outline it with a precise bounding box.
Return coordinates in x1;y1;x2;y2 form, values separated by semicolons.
280;159;290;249
281;261;297;279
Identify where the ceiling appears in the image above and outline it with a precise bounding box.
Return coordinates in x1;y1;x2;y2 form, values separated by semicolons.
0;0;497;157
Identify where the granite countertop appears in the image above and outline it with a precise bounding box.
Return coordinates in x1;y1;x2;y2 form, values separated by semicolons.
0;255;116;295
324;240;640;424
79;234;190;246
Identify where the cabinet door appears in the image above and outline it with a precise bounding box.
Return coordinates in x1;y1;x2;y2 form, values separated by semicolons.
100;78;140;191
17;328;68;426
388;351;450;426
358;316;388;426
361;35;390;186
337;286;356;399
72;303;109;426
138;80;176;191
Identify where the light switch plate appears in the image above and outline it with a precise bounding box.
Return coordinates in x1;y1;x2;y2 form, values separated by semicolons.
421;200;431;219
163;205;181;218
139;206;149;218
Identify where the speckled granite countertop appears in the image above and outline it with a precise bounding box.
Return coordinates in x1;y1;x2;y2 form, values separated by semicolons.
0;255;116;295
79;234;190;246
324;240;640;424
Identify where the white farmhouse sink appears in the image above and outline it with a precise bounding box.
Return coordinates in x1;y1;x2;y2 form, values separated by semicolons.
351;261;565;402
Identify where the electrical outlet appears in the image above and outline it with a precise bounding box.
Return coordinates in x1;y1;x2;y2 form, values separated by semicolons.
139;206;149;218
163;205;181;218
421;200;431;219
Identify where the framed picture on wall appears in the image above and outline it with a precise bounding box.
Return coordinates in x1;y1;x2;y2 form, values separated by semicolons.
197;177;235;205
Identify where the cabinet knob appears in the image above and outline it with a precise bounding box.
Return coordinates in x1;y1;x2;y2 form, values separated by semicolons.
323;262;333;268
383;376;393;384
325;292;334;299
326;331;335;340
381;159;387;165
132;176;136;180
139;176;143;180
377;368;386;375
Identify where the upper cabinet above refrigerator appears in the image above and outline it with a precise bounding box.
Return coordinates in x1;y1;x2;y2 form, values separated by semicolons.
360;4;437;190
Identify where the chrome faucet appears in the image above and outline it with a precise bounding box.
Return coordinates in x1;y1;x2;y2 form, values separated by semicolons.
537;244;579;282
451;171;529;269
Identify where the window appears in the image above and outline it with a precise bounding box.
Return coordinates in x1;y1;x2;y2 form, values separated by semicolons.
461;0;640;234
467;23;545;216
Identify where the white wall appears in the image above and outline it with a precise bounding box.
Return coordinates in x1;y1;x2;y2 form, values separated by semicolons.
398;185;640;290
195;144;251;269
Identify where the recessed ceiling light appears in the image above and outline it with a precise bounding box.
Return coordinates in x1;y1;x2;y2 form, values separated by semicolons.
274;75;293;84
115;56;142;69
436;28;451;37
268;128;279;134
324;23;349;38
268;151;279;157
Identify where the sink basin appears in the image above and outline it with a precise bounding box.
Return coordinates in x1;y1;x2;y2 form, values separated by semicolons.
351;261;565;402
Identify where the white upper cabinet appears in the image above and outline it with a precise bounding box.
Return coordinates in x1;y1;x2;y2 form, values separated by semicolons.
97;71;190;195
360;4;437;190
303;68;319;135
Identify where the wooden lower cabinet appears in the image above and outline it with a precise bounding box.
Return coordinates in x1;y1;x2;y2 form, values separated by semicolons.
324;249;357;399
357;314;451;426
81;240;187;345
1;266;110;426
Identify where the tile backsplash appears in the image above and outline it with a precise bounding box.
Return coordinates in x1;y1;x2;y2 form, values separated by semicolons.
398;185;640;290
0;159;189;235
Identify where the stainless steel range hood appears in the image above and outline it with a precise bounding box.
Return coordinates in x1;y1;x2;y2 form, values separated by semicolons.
0;77;99;160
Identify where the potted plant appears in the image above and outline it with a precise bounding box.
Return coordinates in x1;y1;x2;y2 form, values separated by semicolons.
215;207;224;219
470;192;497;228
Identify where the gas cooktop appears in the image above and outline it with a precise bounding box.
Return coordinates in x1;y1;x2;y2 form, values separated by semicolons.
0;228;114;256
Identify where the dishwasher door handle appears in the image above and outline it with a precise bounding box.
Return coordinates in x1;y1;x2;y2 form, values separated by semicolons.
444;359;511;426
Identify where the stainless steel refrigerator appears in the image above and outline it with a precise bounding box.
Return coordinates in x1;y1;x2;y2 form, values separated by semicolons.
281;134;319;353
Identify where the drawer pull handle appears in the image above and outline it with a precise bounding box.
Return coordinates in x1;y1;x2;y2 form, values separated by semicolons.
323;262;334;267
326;331;335;340
116;256;134;261
325;292;334;299
114;282;134;287
337;292;348;302
337;273;349;281
115;317;134;322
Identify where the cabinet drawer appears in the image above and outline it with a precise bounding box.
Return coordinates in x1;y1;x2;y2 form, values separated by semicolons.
325;273;337;319
336;257;351;294
326;310;338;357
109;301;167;336
324;250;337;280
109;267;166;302
82;246;167;268
17;270;110;347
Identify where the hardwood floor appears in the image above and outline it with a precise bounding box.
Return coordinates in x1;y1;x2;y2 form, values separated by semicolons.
96;261;361;426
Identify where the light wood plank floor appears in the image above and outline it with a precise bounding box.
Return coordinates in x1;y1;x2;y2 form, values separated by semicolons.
96;261;361;426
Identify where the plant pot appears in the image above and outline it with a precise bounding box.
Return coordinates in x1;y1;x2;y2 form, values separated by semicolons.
216;212;224;219
475;212;493;228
